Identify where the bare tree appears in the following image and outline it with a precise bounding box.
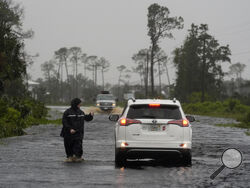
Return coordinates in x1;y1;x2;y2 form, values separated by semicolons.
117;65;126;99
132;48;150;97
161;57;171;95
69;47;82;97
229;62;246;80
55;47;70;82
154;49;168;94
86;56;98;86
41;60;55;81
81;53;88;77
99;57;110;90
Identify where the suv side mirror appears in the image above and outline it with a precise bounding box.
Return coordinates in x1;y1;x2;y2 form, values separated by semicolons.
109;114;120;122
186;115;195;122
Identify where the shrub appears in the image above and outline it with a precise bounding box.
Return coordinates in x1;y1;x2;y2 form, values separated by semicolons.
0;107;25;138
0;97;48;139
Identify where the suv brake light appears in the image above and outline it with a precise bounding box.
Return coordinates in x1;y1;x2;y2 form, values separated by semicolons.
149;103;160;107
167;119;189;127
119;118;142;126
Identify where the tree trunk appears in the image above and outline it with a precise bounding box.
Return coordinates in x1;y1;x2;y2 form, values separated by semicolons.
145;52;149;98
201;39;206;102
84;63;86;77
60;62;63;102
102;69;104;90
165;64;171;96
118;72;122;100
76;59;78;97
92;64;95;86
150;45;155;97
64;58;69;82
158;62;162;95
95;63;97;86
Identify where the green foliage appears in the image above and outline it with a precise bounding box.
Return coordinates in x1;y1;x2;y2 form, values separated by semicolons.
215;123;250;129
183;98;250;116
188;92;213;103
0;96;50;139
174;24;231;102
0;107;25;138
0;0;30;96
183;99;250;130
245;131;250;136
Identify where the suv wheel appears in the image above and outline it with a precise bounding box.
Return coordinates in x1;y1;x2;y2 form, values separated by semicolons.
182;150;192;166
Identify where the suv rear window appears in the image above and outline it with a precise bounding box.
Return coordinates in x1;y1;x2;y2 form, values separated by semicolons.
127;104;182;120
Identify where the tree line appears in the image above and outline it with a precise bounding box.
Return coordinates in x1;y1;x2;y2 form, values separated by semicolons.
36;3;248;104
39;46;135;103
39;47;111;103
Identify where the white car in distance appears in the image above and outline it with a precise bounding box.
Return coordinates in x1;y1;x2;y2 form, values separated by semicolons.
109;98;195;167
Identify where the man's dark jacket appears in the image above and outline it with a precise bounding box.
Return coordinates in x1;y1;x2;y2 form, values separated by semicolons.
60;103;93;139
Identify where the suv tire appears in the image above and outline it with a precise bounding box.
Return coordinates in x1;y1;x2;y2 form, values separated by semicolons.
182;150;192;166
115;150;126;167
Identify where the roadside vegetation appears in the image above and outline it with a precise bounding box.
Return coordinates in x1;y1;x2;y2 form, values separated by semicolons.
0;0;61;139
0;96;62;139
182;98;250;135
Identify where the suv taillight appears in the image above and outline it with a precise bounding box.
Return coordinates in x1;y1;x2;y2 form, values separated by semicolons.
167;119;189;127
119;118;142;126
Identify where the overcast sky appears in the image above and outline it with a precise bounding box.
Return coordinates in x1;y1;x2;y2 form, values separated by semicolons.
16;0;250;85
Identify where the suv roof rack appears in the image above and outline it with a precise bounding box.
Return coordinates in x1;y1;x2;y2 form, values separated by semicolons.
128;98;136;102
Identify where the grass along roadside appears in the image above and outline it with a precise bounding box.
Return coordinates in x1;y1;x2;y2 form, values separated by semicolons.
215;123;250;136
182;99;250;136
245;131;250;136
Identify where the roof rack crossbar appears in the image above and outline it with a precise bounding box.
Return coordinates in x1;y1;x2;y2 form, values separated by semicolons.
128;98;136;102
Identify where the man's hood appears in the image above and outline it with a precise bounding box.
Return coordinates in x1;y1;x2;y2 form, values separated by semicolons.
71;98;81;110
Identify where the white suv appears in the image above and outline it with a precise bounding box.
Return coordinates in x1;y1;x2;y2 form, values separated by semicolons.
109;99;195;166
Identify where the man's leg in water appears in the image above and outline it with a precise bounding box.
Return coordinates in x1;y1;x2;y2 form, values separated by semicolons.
64;138;74;158
72;139;83;161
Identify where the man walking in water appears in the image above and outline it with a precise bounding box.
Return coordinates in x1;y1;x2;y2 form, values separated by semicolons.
61;98;94;162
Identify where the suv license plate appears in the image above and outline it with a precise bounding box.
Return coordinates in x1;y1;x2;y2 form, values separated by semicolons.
151;125;160;131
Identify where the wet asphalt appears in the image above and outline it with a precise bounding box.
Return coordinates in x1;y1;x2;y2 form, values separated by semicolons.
0;106;249;188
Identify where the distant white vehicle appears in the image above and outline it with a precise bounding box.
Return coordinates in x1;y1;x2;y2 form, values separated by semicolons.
96;92;116;111
109;98;195;166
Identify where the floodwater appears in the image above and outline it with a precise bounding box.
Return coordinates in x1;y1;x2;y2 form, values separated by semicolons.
0;106;249;188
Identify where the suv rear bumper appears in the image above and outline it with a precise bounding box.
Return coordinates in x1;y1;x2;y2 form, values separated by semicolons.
116;147;191;160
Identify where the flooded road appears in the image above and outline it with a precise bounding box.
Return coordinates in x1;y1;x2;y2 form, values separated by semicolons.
0;106;249;188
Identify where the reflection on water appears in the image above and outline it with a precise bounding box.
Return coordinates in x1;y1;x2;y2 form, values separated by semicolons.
115;160;194;187
116;167;125;186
